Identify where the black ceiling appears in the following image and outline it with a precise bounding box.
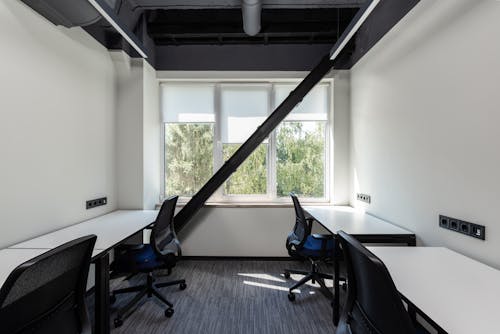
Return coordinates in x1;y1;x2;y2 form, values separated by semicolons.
147;8;358;45
83;0;363;68
79;0;420;71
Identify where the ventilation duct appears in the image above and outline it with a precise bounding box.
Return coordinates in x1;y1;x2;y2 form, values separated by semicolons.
21;0;117;28
242;0;262;36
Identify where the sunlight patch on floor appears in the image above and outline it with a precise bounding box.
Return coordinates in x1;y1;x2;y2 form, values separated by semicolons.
243;280;300;293
238;273;286;283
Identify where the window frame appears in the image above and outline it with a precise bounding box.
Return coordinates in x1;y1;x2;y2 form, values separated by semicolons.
160;79;334;205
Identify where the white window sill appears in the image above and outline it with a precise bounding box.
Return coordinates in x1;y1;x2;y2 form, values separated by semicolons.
157;201;333;209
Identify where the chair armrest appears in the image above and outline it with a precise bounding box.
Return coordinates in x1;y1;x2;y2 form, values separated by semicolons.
311;233;334;240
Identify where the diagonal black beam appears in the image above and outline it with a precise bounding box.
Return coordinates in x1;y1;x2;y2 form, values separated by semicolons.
334;0;421;69
174;54;335;233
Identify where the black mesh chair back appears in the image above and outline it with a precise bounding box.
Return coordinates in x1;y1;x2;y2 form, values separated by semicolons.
151;195;181;257
286;193;311;254
337;231;416;334
0;235;96;334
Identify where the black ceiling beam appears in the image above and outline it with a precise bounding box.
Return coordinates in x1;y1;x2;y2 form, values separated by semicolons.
152;31;340;40
148;22;343;35
174;54;335;233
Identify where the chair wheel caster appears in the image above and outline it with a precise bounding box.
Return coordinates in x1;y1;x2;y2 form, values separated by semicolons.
180;282;187;290
288;292;296;301
284;271;290;279
114;317;123;328
165;308;174;317
110;294;116;304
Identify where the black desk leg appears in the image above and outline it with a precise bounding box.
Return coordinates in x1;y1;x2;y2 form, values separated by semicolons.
95;253;110;334
333;235;340;325
408;235;417;247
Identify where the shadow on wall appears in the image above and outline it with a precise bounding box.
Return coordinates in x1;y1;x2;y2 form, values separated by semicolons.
3;0;110;71
176;206;214;241
360;0;483;73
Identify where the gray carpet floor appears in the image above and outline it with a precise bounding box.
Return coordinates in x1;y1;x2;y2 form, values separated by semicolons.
107;260;341;334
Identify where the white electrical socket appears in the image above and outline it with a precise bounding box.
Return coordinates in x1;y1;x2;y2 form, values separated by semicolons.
357;193;371;204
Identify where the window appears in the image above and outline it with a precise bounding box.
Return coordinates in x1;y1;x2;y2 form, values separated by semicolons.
161;81;331;203
220;85;269;197
162;84;215;197
274;84;329;199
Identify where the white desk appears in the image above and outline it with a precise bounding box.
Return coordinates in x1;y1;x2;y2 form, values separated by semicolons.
369;247;500;334
303;206;416;324
3;210;158;334
303;206;413;237
9;210;158;251
0;248;101;288
0;249;49;288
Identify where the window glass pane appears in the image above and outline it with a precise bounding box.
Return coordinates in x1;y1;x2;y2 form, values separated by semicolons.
223;144;267;195
274;84;328;121
221;86;268;143
276;122;326;198
162;84;215;123
165;123;214;197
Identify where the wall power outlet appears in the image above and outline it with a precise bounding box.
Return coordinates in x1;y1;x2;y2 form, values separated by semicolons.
357;193;371;204
86;197;107;210
439;215;485;240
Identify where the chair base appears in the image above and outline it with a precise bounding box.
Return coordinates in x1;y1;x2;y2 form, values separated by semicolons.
111;272;186;327
284;260;343;301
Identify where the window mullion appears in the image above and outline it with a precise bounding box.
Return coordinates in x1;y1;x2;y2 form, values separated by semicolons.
213;83;223;201
160;123;166;202
268;84;277;200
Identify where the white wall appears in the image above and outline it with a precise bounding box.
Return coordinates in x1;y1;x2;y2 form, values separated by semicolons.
333;71;351;205
114;55;144;209
142;62;161;210
0;0;117;248
113;53;161;210
350;0;500;268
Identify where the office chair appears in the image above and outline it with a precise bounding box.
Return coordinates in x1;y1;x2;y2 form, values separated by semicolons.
284;193;342;302
0;235;96;334
110;195;186;328
336;230;418;334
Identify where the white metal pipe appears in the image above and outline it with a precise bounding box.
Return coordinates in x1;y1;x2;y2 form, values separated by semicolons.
242;0;262;36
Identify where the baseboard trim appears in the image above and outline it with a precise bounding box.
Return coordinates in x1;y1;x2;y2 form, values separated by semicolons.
181;256;296;261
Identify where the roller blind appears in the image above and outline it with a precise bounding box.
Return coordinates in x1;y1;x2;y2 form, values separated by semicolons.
274;83;328;121
161;84;215;123
220;85;269;144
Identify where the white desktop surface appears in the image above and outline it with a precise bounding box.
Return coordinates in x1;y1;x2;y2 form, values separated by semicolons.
369;247;500;334
9;210;158;251
0;248;100;287
303;206;412;235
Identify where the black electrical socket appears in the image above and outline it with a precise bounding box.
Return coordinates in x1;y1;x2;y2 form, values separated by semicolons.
439;215;449;228
470;224;486;240
439;214;485;241
459;221;470;235
449;219;459;231
86;197;107;209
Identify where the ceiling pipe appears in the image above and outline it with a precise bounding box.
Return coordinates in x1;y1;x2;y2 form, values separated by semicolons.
242;0;262;36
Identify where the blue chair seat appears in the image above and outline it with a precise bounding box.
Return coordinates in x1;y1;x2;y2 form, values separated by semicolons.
298;235;335;257
112;245;166;272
